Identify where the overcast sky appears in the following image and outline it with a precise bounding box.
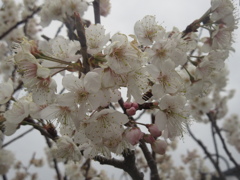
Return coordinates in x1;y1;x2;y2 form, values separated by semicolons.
3;0;240;179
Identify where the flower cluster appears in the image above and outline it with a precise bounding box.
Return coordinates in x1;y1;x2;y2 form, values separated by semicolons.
0;0;238;167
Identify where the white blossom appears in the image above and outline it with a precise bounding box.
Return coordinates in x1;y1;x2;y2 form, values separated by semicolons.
155;94;189;139
99;0;111;17
147;59;183;99
61;73;104;119
0;78;14;104
85;24;110;55
51;136;82;161
0;149;15;175
134;15;164;46
105;33;142;74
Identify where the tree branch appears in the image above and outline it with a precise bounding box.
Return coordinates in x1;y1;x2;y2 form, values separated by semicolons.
211;122;219;166
0;7;41;40
74;12;90;74
43;136;62;180
93;0;101;24
2;175;7;180
94;155;125;169
207;112;240;171
139;140;160;180
95;150;144;180
187;124;226;180
122;150;144;180
2;127;34;148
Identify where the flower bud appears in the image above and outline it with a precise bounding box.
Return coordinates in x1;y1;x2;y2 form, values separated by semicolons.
146;124;162;138
126;107;136;116
151;139;167;155
131;102;139;109
124;102;132;109
143;134;155;144
124;127;144;145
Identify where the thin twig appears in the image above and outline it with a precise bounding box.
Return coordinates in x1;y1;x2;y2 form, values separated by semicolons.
187;124;226;180
41;34;51;41
151;114;156;160
139;140;160;180
118;98;127;114
2;128;34;148
134;110;146;121
93;0;101;24
22;118;56;141
0;7;41;40
207;112;240;171
74;12;90;74
55;23;64;38
211;122;219;166
204;154;230;170
44;135;62;180
2;175;7;180
81;159;91;178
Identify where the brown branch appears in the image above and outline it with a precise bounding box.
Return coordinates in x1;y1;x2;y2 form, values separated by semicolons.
187;124;226;180
118;98;127;114
0;7;41;40
74;12;90;74
139;140;160;180
44;135;62;180
122;150;144;180
207;112;240;171
54;23;64;38
2;127;34;148
81;159;91;178
93;0;101;24
211;122;219;166
95;150;144;180
182;8;211;38
22;118;56;141
94;155;125;169
2;175;7;180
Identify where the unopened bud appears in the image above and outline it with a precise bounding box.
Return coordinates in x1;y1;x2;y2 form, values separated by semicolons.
146;124;162;138
124;102;132;109
132;102;139;110
124;127;144;145
151;139;167;155
126;107;136;116
143;134;155;144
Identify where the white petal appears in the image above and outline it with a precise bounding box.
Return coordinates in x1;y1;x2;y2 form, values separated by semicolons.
155;110;167;131
84;72;101;93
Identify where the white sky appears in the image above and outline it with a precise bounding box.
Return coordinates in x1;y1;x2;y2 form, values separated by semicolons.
3;0;240;179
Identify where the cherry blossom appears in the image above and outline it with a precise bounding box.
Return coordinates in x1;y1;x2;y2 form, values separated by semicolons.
51;136;82;162
134;15;164;46
0;78;13;104
105;33;143;74
85;24;110;55
0;0;239;179
0;149;15;175
155;94;189;139
61;72;103;119
147;59;183;99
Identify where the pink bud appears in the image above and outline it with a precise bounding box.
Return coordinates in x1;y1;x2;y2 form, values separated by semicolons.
124;127;144;145
124;102;132;109
151;139;167;155
146;124;162;138
143;134;155;144
126;107;136;116
131;102;139;110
